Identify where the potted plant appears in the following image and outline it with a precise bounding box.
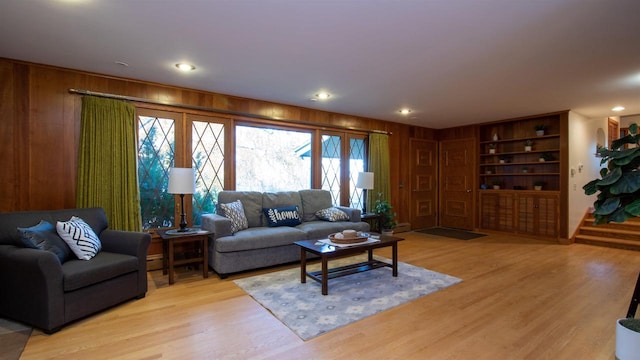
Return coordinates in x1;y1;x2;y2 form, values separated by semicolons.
499;155;508;164
539;153;553;162
583;122;640;357
524;139;533;152
522;167;530;173
488;143;496;154
492;180;501;190
535;124;546;136
533;181;544;191
374;193;397;235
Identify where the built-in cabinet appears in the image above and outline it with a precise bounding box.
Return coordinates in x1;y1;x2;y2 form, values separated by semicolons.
477;112;567;239
479;191;559;238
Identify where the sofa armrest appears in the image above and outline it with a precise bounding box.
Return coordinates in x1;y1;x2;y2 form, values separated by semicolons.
336;206;362;222
0;245;65;332
201;213;233;240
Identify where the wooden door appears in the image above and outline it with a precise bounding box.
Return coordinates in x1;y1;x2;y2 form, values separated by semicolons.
439;138;476;230
410;139;437;229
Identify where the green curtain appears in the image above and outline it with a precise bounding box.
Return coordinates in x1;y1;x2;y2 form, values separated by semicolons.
367;133;391;209
77;96;142;231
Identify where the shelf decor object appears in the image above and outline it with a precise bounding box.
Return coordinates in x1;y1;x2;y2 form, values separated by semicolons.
167;167;195;233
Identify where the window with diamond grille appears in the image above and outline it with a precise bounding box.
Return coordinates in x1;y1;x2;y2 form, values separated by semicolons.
191;119;225;225
349;137;366;209
321;135;342;205
137;114;176;230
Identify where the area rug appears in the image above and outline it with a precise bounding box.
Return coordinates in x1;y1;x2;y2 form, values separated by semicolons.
0;318;31;360
417;227;487;240
234;255;461;340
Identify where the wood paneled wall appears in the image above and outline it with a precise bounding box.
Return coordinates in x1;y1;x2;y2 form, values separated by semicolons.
0;58;435;226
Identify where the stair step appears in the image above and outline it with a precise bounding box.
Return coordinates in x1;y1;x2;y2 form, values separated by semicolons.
583;218;640;232
575;234;640;251
578;226;640;240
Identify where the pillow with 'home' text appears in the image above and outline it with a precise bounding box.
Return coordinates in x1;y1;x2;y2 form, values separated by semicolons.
263;206;302;227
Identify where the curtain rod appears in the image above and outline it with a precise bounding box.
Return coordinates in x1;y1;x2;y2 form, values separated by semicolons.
68;88;392;135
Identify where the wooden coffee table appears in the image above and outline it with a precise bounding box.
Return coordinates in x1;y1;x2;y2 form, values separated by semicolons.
294;234;404;295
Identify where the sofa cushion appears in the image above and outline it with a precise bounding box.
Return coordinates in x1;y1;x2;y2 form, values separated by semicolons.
62;252;139;292
296;221;371;240
261;192;303;226
56;216;102;260
263;206;302;227
215;226;306;252
219;200;249;234
17;220;71;263
299;189;333;222
218;191;263;228
315;207;349;222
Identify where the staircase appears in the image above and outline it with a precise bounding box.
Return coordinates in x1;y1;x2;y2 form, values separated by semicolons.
575;214;640;251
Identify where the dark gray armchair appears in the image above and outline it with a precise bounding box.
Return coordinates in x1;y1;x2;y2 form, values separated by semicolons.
0;207;150;333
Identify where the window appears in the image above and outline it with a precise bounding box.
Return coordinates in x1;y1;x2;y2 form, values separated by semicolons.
320;132;367;207
191;116;225;225
137;110;226;230
137;111;178;230
235;125;311;192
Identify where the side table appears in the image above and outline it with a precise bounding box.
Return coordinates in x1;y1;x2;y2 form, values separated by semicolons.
158;229;210;285
361;213;381;233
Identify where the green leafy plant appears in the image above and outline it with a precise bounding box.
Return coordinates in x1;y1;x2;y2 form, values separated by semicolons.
374;193;397;230
492;179;502;186
488;143;496;149
583;123;640;224
525;139;534;146
533;181;544;187
535;124;546;131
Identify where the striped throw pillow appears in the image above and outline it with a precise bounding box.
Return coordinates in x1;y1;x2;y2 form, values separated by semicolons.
56;216;102;260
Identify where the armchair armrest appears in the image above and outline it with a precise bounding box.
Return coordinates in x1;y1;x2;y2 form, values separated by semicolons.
0;245;65;332
336;206;362;222
201;213;233;240
99;229;151;296
100;229;151;259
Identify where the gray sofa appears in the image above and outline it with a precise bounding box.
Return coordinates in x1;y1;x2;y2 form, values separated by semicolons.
0;207;150;333
201;189;369;277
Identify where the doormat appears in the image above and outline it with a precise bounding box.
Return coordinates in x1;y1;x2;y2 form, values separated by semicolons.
416;227;487;240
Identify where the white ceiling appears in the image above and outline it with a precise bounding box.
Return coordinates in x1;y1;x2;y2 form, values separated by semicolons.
1;0;639;129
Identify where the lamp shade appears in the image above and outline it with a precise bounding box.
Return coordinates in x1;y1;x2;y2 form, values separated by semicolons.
168;168;195;194
356;172;374;189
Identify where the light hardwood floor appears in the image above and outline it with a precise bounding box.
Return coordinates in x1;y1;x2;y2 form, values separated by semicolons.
20;232;640;360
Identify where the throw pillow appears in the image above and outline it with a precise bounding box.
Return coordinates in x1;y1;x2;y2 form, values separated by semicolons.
219;200;249;234
56;216;102;260
315;207;349;222
17;220;72;263
263;206;302;227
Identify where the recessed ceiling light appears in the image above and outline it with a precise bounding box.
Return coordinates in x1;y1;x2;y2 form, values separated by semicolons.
399;109;412;115
612;106;625;112
315;92;331;100
175;63;196;71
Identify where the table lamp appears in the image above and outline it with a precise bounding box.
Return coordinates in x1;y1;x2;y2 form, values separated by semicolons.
356;172;374;214
168;167;195;232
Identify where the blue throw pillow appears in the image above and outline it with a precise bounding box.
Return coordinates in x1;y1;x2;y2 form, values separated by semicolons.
18;220;72;263
263;206;302;227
